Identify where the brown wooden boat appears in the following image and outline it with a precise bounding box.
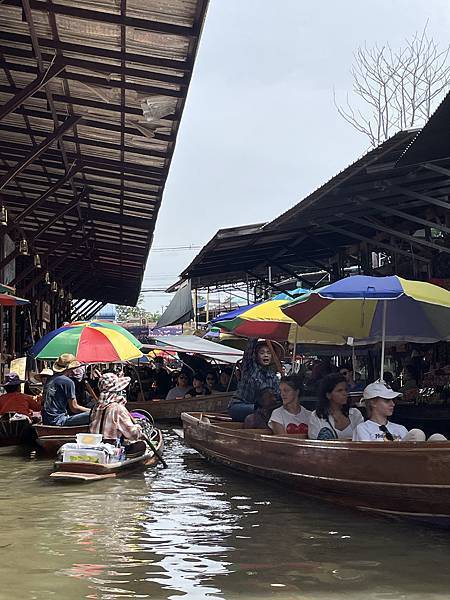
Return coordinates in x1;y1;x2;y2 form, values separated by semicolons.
182;412;450;524
50;429;164;483
34;423;88;455
0;413;35;446
128;391;232;423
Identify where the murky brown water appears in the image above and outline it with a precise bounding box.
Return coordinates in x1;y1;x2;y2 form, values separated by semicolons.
1;431;450;600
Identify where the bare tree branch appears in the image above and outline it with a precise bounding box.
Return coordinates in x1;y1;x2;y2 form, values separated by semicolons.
335;24;450;146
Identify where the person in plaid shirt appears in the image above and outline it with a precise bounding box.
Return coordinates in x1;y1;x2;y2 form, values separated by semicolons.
228;339;280;422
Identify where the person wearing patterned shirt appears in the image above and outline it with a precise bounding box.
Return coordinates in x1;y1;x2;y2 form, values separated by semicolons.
228;338;281;421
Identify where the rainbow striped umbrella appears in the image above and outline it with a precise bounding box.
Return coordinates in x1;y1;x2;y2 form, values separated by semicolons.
0;293;29;306
213;290;346;344
282;275;450;377
31;321;143;362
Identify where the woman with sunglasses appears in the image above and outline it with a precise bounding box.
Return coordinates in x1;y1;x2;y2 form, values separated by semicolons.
165;371;193;400
309;373;364;440
353;382;447;442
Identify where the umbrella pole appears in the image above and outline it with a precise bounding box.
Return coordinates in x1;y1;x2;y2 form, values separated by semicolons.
380;300;387;381
292;325;299;369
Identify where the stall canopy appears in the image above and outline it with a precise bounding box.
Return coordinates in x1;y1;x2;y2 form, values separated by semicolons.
142;335;244;364
0;0;209;305
155;279;194;328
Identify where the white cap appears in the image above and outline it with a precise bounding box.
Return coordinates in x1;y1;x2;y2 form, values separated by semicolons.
363;381;402;401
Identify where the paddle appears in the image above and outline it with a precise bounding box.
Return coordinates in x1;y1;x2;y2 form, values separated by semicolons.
139;418;168;469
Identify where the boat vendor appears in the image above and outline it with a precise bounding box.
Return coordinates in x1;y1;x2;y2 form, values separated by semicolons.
353;382;447;442
41;354;91;426
309;373;364;440
0;372;42;418
90;372;146;456
228;339;281;422
268;375;311;435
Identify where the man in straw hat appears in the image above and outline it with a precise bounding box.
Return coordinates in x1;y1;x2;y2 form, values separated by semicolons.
41;354;91;426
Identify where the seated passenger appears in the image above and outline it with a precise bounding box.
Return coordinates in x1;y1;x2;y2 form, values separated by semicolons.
165;372;193;400
0;372;41;418
353;381;447;442
185;372;210;397
90;372;145;456
219;368;237;392
339;366;365;393
42;354;91;426
309;373;364;440
268;375;311;435
243;388;277;429
206;370;224;393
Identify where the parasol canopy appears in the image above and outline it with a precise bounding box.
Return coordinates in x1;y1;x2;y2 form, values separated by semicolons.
0;293;29;306
30;321;143;362
212;290;346;345
282;275;450;378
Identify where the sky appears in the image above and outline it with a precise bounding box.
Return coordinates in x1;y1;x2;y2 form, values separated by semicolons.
141;0;450;313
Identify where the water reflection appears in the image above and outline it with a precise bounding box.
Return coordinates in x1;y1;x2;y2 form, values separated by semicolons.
1;433;450;599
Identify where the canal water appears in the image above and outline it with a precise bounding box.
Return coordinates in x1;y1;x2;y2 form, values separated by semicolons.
1;431;450;600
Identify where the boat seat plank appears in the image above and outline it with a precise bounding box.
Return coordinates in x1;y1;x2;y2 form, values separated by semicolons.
50;472;117;481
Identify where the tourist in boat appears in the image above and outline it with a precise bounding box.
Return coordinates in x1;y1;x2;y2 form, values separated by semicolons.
243;388;277;429
41;354;91;426
0;372;41;418
151;357;172;399
353;381;447;442
268;375;311;435
165;371;193;400
90;372;146;456
400;364;419;400
309;373;364;440
206;370;224;393
219;368;237;392
185;372;210;397
339;366;365;393
229;339;281;422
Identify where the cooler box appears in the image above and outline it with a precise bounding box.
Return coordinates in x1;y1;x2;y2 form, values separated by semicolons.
61;443;108;464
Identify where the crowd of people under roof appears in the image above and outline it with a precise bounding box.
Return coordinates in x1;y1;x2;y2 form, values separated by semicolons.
0;337;448;447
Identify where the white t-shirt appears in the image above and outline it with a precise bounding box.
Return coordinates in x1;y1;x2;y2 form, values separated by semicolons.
308;408;364;440
165;386;191;400
352;419;408;442
268;405;312;433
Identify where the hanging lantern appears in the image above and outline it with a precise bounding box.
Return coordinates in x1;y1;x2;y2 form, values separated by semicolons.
34;254;42;269
44;271;51;285
0;205;7;226
67;292;73;301
59;288;65;299
19;238;29;255
51;280;58;293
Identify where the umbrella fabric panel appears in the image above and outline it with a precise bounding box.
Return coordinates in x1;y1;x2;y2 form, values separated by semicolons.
69;321;142;349
0;293;30;306
33;326;83;359
317;275;404;299
399;277;450;308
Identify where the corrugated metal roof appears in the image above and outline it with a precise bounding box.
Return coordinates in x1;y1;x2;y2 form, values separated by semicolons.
0;0;208;304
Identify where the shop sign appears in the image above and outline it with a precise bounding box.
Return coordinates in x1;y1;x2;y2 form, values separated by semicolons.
42;301;51;322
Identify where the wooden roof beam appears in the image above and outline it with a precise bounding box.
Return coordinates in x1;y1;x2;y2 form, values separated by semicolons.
0;115;82;189
0;57;65;121
7;161;81;226
321;223;429;263
2;0;200;37
389;184;450;211
0;30;193;72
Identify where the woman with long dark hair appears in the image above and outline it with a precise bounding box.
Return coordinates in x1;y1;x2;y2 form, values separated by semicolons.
308;373;363;440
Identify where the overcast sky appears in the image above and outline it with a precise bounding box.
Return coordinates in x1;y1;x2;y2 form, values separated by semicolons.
141;0;450;313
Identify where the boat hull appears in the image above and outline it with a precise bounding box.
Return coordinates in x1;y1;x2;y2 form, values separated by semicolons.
50;430;164;482
128;391;232;423
34;423;88;455
182;412;450;522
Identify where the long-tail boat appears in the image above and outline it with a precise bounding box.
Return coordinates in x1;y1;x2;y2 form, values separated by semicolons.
34;423;88;455
50;429;164;483
182;412;450;525
128;391;232;423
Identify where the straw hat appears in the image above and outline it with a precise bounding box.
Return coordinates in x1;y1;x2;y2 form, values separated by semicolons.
52;353;81;373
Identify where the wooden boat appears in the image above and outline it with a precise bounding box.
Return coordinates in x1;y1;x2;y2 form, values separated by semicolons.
128;391;232;423
34;423;88;455
0;413;35;446
50;429;164;483
182;412;450;524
